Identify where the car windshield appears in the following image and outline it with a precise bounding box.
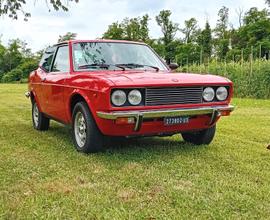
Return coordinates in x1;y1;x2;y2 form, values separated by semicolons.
72;42;168;71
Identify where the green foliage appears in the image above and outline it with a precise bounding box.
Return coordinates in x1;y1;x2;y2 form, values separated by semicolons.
235;7;270;59
180;18;198;44
215;6;229;39
148;39;166;58
102;15;150;42
0;39;38;82
0;44;7;80
0;0;79;21
58;32;77;43
197;21;212;58
156;10;179;63
18;58;39;78
102;7;270;65
103;22;124;40
2;68;23;83
175;43;201;65
156;10;179;44
214;6;230;60
178;60;270;99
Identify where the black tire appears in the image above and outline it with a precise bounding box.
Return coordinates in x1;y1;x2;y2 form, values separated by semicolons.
32;101;50;131
72;101;104;153
181;125;216;145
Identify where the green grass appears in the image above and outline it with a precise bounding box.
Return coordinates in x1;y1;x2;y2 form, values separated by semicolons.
0;84;270;219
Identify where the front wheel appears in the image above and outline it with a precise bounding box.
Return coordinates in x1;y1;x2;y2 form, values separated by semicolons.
181;125;216;145
72;102;104;153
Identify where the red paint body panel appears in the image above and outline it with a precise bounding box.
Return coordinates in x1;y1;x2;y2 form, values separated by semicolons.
28;40;233;136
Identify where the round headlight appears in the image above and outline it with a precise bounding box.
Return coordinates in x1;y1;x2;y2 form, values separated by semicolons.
203;87;215;102
111;90;126;106
216;87;228;101
128;89;142;105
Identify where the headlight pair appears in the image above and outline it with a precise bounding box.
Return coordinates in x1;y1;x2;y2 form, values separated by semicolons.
111;89;142;106
203;86;228;102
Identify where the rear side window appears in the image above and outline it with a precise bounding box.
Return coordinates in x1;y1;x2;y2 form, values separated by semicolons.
39;47;56;72
51;46;69;72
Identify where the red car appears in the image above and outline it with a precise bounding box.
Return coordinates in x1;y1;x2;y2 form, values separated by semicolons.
26;40;234;153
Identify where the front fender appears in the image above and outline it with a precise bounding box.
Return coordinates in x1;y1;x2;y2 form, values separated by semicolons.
67;89;106;127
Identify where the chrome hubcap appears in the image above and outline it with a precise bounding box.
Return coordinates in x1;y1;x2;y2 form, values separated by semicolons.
33;103;39;127
74;111;87;148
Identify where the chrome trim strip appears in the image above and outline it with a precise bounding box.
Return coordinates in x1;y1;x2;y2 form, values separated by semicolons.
97;105;234;131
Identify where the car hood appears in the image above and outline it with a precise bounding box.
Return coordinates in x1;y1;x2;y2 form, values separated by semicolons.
93;70;231;87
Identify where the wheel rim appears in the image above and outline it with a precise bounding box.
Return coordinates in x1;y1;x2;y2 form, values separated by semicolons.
74;111;87;148
33;103;39;127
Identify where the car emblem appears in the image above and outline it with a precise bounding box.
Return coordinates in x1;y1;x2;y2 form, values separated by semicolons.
172;79;178;82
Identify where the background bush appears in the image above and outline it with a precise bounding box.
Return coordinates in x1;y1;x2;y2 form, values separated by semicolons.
2;69;24;83
178;60;270;99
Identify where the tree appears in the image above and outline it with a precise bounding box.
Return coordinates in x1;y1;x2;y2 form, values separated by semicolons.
198;21;212;59
214;6;230;60
0;38;38;82
140;15;150;42
181;18;198;44
215;6;229;39
156;10;179;63
176;43;201;66
102;15;150;42
58;32;77;43
236;7;244;27
2;39;23;73
0;0;79;21
236;7;270;58
123;17;142;41
103;22;124;40
0;43;7;80
243;7;269;25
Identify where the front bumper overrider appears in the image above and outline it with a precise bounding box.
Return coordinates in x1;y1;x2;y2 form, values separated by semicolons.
97;105;235;132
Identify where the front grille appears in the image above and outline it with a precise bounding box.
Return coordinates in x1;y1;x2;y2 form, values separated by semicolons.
145;87;203;106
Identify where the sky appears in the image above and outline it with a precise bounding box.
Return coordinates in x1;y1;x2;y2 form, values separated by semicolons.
0;0;267;52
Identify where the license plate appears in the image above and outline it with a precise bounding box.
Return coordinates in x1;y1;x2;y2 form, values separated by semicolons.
164;116;189;126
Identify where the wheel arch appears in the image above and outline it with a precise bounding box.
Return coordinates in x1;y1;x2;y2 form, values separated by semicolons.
68;90;96;124
30;90;42;111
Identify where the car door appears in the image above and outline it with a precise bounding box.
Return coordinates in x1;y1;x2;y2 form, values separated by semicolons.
35;46;56;113
42;45;70;122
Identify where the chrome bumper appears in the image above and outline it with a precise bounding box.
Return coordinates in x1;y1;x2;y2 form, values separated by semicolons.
25;92;30;98
97;105;235;131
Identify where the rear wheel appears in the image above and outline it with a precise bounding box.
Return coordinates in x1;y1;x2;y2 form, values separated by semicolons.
32;101;50;131
181;125;216;145
72;102;104;153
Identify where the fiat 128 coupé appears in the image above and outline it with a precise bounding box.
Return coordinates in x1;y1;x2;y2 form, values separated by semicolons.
26;40;234;153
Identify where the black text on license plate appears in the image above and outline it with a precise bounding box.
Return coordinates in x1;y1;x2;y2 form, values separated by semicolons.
164;116;189;126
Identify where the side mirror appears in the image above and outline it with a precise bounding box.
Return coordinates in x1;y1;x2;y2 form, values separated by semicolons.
168;63;179;70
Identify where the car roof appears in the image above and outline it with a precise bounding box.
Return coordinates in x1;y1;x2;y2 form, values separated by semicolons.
54;39;147;47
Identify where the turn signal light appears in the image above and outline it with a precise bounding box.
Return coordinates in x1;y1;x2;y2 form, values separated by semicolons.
220;110;231;116
115;117;135;125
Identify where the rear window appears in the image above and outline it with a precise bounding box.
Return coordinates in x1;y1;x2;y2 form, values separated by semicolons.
39;47;56;72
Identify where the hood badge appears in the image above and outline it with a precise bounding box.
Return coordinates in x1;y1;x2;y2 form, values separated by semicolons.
172;79;179;82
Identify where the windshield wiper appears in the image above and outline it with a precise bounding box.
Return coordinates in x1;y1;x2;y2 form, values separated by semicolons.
116;63;159;72
78;63;125;71
78;63;109;69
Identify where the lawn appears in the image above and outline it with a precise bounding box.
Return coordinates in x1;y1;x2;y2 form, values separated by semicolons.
0;84;270;219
